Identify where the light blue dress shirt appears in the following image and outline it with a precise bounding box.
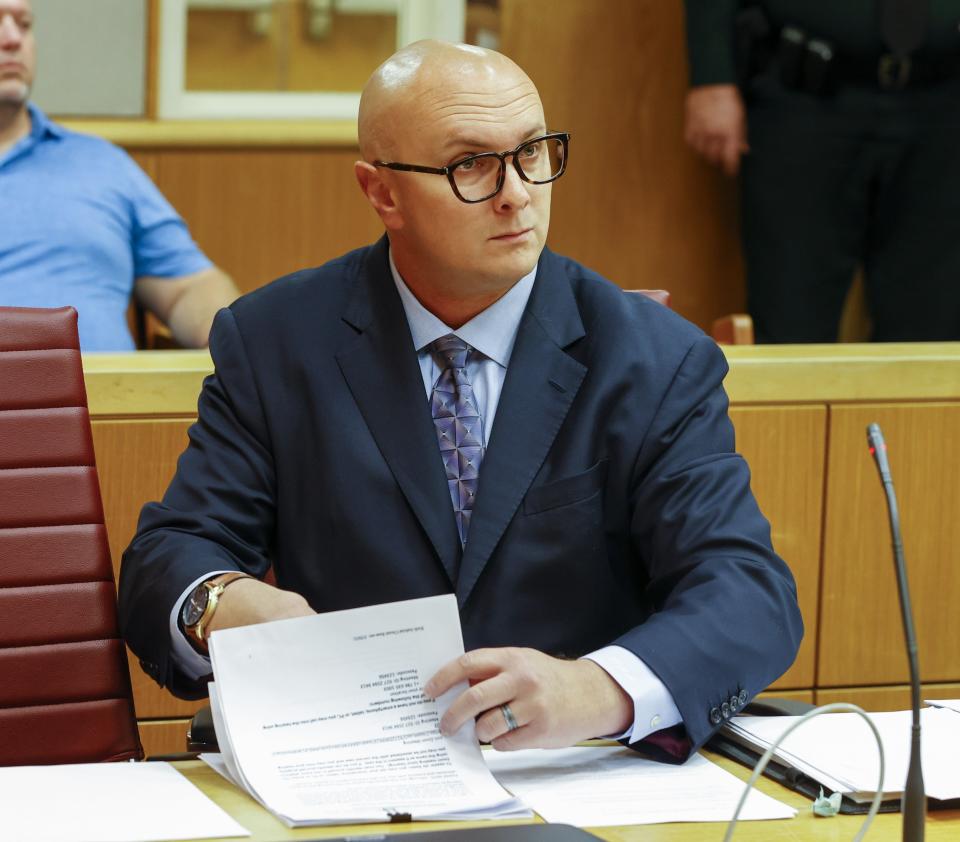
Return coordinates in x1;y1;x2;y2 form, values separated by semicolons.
0;104;211;351
171;249;681;743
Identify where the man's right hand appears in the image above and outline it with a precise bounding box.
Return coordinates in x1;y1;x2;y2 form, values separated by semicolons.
206;577;315;635
683;84;749;177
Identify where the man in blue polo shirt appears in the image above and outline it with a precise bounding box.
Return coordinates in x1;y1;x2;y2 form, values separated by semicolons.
0;0;237;351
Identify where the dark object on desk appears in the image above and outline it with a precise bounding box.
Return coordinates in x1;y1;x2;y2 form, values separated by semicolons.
707;698;899;815
709;698;960;816
315;824;599;841
187;704;217;752
0;306;143;765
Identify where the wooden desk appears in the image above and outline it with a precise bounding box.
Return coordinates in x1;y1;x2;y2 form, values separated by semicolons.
169;752;960;841
82;343;960;755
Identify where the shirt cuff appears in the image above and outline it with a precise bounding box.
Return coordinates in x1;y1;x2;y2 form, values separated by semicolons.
583;645;683;743
167;570;235;680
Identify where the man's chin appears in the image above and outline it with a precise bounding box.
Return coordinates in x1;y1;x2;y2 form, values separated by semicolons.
0;82;29;108
476;251;541;292
489;232;543;262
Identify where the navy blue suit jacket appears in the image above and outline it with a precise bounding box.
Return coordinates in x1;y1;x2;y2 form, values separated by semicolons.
119;238;803;759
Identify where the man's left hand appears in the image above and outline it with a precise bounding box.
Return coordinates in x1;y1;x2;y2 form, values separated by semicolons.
424;647;633;750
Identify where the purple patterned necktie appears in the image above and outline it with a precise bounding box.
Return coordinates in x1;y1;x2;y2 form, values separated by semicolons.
429;334;485;545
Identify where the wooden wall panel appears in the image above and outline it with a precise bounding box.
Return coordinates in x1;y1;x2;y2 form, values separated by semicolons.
91;418;193;575
758;690;815;704
138;719;193;758
819;404;960;687
500;0;744;330
729;407;826;689
185;6;395;92
128;150;157;182
81;346;960;726
91;418;205;719
816;684;960;712
152;149;382;294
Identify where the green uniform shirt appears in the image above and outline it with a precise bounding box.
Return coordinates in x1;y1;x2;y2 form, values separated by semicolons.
684;0;960;86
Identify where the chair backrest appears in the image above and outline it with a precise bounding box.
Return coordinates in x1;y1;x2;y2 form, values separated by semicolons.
711;313;755;345
626;289;672;309
626;289;756;345
0;307;142;765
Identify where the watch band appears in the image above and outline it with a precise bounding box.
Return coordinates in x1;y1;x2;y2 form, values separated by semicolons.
186;571;251;651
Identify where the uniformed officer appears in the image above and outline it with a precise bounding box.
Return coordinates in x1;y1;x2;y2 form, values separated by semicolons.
683;1;960;343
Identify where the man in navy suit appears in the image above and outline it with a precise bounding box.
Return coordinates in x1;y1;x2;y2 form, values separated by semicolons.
119;41;802;761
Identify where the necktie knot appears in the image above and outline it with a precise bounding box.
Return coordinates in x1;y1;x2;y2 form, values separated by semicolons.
429;334;470;372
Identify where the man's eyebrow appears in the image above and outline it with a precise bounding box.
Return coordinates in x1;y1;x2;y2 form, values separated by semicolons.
442;126;548;154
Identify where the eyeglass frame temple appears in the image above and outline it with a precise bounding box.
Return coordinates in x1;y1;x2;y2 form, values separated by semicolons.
372;132;570;203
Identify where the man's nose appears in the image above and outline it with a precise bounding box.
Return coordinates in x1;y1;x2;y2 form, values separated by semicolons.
0;15;23;48
495;159;531;211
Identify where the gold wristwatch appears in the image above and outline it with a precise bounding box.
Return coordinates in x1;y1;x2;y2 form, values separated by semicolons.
181;572;250;652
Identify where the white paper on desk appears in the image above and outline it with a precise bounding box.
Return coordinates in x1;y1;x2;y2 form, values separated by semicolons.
208;594;527;826
728;707;960;801
0;761;249;842
201;751;237;787
207;682;258;800
484;746;796;826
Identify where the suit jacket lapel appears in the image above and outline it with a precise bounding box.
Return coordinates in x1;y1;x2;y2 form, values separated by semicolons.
335;238;462;585
456;249;588;607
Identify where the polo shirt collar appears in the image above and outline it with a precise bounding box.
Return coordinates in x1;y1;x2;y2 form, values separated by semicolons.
0;103;62;169
388;247;537;368
27;102;64;141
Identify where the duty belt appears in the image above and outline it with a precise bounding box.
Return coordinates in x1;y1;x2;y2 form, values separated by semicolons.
842;51;960;91
769;22;960;94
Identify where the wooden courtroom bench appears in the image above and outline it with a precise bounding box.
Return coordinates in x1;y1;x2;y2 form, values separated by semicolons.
82;343;960;757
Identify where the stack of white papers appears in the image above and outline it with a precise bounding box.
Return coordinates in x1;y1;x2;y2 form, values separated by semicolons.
485;746;796;826
0;762;248;842
206;594;529;826
725;706;960;802
925;699;960;715
202;593;801;830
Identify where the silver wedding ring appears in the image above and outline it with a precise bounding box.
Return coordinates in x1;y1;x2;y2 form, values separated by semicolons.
500;702;519;732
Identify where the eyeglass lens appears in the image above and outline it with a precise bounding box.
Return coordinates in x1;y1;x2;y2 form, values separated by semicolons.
452;137;565;201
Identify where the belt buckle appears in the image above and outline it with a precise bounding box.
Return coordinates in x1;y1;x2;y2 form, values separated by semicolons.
878;53;911;90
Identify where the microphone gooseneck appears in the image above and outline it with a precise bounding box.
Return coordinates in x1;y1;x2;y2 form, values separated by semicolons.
866;423;925;842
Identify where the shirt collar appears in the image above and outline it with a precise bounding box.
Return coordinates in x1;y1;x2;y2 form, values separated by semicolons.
388;248;537;368
0;103;62;169
26;102;64;141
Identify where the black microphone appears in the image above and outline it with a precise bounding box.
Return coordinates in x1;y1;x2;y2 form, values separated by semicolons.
866;423;925;842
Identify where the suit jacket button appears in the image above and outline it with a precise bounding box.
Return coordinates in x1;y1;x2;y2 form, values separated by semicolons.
729;694;740;713
739;689;748;706
709;706;722;725
721;701;732;719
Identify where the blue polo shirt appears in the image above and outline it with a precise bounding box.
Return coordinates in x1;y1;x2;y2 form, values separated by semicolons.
0;104;212;351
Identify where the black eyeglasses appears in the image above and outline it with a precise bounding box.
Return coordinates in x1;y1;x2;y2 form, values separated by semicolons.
373;132;570;204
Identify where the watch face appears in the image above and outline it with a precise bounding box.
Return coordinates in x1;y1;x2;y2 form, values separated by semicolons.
182;584;210;628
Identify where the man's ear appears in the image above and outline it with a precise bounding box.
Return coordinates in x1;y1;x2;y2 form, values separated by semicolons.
355;161;403;231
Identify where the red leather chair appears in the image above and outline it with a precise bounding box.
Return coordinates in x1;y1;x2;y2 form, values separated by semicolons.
0;306;142;765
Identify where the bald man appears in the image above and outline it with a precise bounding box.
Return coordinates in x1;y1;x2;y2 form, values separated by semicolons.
120;41;802;761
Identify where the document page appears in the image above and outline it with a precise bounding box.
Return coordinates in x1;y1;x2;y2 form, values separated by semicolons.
208;594;527;826
0;761;248;842
484;746;795;826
